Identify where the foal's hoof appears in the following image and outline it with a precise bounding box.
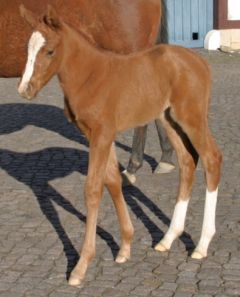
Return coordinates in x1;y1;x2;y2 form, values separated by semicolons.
122;170;136;186
68;274;83;287
115;248;131;263
155;162;175;174
115;254;129;264
191;250;206;260
154;242;169;252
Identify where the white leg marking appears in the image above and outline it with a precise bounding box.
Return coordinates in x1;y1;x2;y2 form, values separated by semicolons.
18;31;46;94
155;200;189;251
192;188;218;259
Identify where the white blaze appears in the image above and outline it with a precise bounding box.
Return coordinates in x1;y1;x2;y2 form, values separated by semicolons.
18;31;46;94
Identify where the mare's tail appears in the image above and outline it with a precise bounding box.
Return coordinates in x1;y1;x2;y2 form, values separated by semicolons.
157;0;168;44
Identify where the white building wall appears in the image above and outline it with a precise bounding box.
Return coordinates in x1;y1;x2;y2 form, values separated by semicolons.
205;0;240;51
228;0;240;21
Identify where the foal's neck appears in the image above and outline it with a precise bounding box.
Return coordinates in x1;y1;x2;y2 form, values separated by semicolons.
58;24;109;94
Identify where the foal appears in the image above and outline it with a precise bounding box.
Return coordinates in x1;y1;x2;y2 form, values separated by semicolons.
18;6;222;286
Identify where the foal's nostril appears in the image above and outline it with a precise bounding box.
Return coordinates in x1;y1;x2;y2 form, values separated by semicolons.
18;82;34;100
26;83;33;94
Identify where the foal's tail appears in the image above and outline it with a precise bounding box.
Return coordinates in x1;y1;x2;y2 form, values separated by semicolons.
157;0;168;44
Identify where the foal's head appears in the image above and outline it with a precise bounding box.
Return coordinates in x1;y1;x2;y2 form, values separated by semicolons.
18;5;63;99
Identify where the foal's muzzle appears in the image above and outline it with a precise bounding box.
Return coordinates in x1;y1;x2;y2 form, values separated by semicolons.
18;82;37;100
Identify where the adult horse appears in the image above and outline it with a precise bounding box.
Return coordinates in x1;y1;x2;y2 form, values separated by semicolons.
0;0;174;181
19;5;222;286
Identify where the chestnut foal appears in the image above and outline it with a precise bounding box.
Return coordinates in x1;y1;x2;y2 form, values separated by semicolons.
18;6;222;286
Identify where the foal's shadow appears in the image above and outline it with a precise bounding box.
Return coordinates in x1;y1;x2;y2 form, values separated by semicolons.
123;185;195;252
0;147;120;276
0;103;158;169
0;103;88;147
0;103;195;276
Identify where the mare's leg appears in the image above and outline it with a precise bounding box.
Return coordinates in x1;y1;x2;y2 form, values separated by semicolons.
155;113;199;252
69;129;114;286
123;122;174;185
154;119;175;173
105;144;134;263
122;125;148;184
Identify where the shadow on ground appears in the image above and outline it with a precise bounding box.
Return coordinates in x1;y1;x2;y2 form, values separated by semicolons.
0;103;195;278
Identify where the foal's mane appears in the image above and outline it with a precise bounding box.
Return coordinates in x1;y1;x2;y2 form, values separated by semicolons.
41;12;99;48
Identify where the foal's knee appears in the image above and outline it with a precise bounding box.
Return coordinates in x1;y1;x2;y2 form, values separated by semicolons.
180;154;197;174
205;148;222;191
84;184;103;208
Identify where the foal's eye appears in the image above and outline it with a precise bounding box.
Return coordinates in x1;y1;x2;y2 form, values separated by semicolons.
47;50;55;57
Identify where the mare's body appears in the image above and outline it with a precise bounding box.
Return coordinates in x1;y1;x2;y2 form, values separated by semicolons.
18;6;222;286
0;0;161;76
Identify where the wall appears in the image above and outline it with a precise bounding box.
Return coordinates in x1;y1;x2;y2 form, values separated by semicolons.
214;0;240;51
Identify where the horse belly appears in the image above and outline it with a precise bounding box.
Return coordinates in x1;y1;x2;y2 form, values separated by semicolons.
116;88;165;132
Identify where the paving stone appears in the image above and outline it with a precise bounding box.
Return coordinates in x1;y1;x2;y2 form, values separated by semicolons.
151;289;174;297
198;279;222;295
178;262;200;272
197;268;222;280
49;292;77;297
176;283;197;294
173;292;193;297
192;295;213;297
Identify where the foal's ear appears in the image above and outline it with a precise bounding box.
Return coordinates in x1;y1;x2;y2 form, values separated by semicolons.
19;4;38;28
43;5;62;30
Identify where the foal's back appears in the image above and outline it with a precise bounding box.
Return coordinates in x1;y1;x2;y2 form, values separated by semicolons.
105;44;211;131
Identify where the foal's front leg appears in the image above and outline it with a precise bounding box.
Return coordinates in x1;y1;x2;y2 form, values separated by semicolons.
105;144;134;263
68;129;114;286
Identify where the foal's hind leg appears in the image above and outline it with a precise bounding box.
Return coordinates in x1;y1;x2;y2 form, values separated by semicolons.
105;144;134;263
166;106;222;259
155;113;198;252
185;128;222;259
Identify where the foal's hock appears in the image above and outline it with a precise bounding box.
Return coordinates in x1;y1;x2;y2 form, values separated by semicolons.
18;5;222;287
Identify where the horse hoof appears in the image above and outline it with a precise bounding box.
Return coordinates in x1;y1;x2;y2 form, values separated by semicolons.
115;254;129;264
154;242;169;252
122;170;136;186
155;162;175;174
68;274;83;287
191;250;206;260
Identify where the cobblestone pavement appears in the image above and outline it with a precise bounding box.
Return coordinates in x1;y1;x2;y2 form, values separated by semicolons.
0;49;239;297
